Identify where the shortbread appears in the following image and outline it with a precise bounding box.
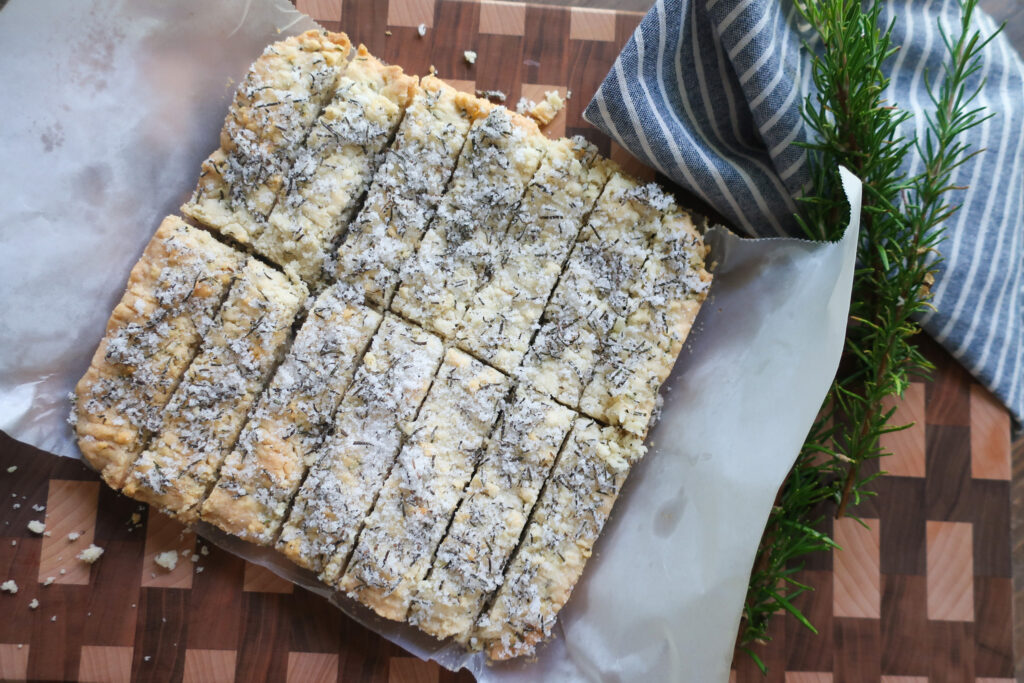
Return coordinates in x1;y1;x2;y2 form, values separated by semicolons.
182;31;352;245
73;217;242;489
277;315;443;574
337;349;509;621
200;284;381;543
122;259;306;521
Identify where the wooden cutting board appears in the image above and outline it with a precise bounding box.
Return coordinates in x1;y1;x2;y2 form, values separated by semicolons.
0;1;1014;681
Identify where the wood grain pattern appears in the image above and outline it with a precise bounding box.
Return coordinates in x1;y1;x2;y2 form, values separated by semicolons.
880;383;927;477
927;521;975;621
287;652;339;683
833;517;881;619
0;3;1015;681
39;480;99;585
183;649;237;683
479;0;526;35
78;645;133;683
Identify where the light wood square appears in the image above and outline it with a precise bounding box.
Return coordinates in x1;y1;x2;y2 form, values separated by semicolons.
78;645;133;683
832;517;881;619
183;649;237;683
296;0;342;23
287;652;338;683
479;1;525;36
570;7;616;42
388;0;436;29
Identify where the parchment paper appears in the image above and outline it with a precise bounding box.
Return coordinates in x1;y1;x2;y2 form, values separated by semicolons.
0;1;860;680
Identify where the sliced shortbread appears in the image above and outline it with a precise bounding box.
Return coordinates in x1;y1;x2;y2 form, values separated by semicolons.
122;259;307;522
337;348;509;621
259;47;418;283
277;314;443;574
200;284;381;543
454;137;612;373
73;216;243;489
409;386;574;641
391;108;547;338
182;31;352;245
473;418;645;660
579;208;713;434
519;175;671;408
334;76;485;306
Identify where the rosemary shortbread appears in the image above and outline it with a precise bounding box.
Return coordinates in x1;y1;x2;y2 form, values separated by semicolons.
122;259;307;522
277;314;443;574
519;174;667;408
335;76;484;307
454;137;612;373
200;284;382;543
579;208;713;434
260;47;418;283
337;349;509;621
73;217;243;489
473;418;646;660
391;108;546;338
78;35;714;663
409;386;575;641
182;31;352;245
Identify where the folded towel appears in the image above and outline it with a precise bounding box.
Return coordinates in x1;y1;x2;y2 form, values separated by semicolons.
585;0;1024;429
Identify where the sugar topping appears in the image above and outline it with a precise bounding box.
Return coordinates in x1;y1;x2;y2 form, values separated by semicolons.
277;315;444;574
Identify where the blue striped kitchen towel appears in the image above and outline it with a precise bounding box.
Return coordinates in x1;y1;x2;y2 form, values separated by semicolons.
585;0;1024;429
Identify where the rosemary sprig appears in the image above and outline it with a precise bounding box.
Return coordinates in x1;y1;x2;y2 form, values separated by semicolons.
739;0;998;670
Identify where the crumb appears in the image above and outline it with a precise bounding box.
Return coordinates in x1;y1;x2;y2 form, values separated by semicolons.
59;569;66;575
6;466;16;473
476;89;506;103
10;540;15;546
43;576;55;586
51;615;57;622
29;598;38;609
464;50;477;65
129;512;141;525
200;545;209;556
32;504;45;512
191;553;199;563
12;503;20;509
1;579;17;594
154;550;178;571
77;544;104;564
144;656;151;662
517;90;566;126
27;520;45;534
417;23;427;37
67;532;80;542
385;30;392;36
195;566;205;574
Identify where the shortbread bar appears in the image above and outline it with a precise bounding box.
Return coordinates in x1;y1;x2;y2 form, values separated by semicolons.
519;173;666;407
454;137;612;373
72;216;243;489
473;418;645;660
200;284;382;543
391;108;546;338
277;314;443;574
337;348;509;621
122;259;307;521
334;76;484;306
182;31;351;245
409;386;574;641
579;208;712;434
259;47;418;283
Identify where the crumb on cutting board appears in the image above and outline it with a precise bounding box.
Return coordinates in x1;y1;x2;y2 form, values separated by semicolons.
154;550;178;571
